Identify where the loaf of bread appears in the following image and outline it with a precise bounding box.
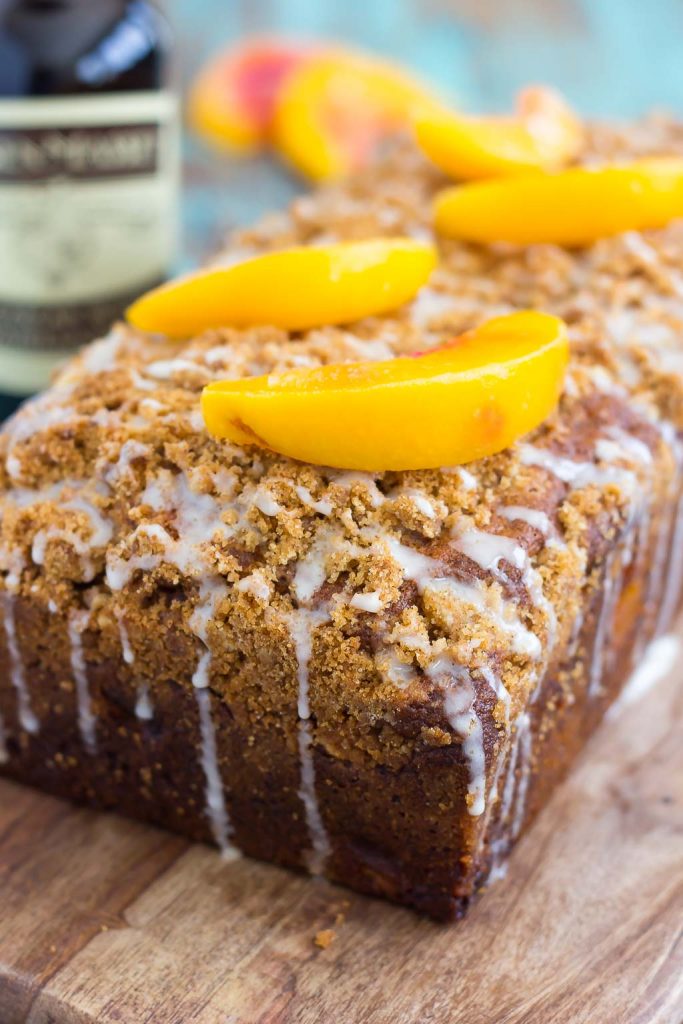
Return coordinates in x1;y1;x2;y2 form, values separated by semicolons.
1;117;683;919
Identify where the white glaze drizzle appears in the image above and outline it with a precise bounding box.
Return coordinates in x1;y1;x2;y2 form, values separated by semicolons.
0;543;25;592
79;328;123;375
141;471;230;555
393;629;431;654
106;471;238;857
253;486;282;517
294;485;333;517
608;635;680;716
331;471;385;508
624;492;649;570
588;550;622;698
426;656;486;817
499;505;553;537
518;443;637;494
1;482;92;599
478;663;511;724
498;716;522;825
377;649;418;690
655;475;683;636
341;333;395;361
106;470;231;589
68;611;97;753
236;571;271;602
494;710;532;845
455;525;526;575
454;521;557;652
115;609;154;721
106;525;174;589
518;430;676;698
409;286;461;328
115;609;135;665
3;390;78;481
1;592;39;734
399;490;437;519
293;536;331;605
510;713;532;839
135;684;154;721
131;369;160;392
0;712;8;763
457;467;478;491
385;537;542;660
599;426;653;466
290;608;332;874
189;578;237;858
189;582;221;679
145;357;210;381
350;591;383;613
635;488;674;662
487;857;509;884
430;578;542;660
195;685;237;859
104;439;149;486
487;727;509;811
31;492;113;582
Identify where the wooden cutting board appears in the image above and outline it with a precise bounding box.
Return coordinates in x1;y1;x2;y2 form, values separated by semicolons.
1;640;682;1024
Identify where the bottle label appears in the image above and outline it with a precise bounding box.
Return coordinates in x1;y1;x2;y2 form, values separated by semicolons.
0;91;178;394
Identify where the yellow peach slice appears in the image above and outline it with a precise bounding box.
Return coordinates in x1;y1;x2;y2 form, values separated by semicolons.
415;86;582;181
188;38;315;154
516;85;583;165
201;311;568;471
434;158;683;246
126;239;437;337
273;52;442;181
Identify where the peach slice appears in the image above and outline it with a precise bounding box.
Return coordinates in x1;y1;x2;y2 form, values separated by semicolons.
415;86;582;181
516;85;583;164
126;238;437;337
434;158;683;246
188;37;315;153
273;52;442;181
201;311;568;471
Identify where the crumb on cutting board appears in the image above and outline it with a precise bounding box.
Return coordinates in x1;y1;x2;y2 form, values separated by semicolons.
314;928;336;950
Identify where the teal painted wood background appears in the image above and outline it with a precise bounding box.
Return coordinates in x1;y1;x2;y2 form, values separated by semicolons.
172;0;683;263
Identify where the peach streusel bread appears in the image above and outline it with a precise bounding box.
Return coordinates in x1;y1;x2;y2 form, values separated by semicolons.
2;116;683;919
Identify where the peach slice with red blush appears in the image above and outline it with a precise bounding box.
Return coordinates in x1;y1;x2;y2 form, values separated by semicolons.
201;311;569;471
188;37;318;154
273;52;443;181
416;86;583;181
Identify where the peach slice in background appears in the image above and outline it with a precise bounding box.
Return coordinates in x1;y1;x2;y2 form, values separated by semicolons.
126;238;437;337
516;85;584;166
415;85;583;181
202;311;568;471
188;37;316;153
433;158;683;245
272;51;443;181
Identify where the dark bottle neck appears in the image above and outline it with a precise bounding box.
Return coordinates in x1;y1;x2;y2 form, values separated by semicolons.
0;392;22;423
0;0;169;96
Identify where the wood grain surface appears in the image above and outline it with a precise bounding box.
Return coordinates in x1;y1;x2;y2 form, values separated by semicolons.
0;636;681;1023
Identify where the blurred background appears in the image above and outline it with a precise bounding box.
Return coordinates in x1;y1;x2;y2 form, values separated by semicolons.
1;0;681;415
176;0;683;264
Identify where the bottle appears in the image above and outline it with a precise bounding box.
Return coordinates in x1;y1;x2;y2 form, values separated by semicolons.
0;0;178;421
